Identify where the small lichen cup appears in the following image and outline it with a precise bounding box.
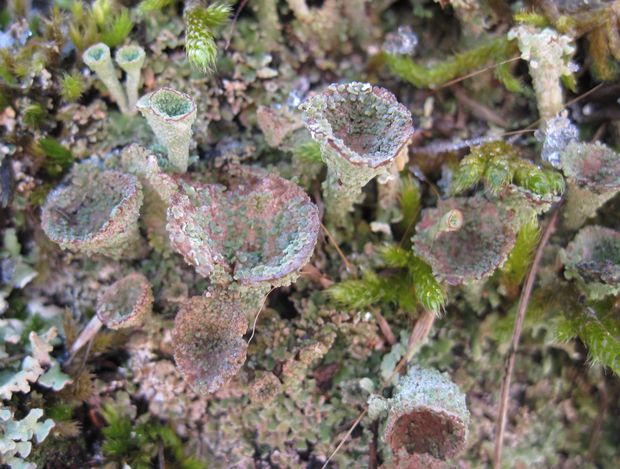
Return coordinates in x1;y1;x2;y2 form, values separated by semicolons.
559;142;620;230
561;225;620;300
96;273;154;330
83;42;129;115
137;87;197;173
412;196;517;286
300;82;414;227
41;168;143;259
172;293;248;394
368;366;470;466
115;45;146;115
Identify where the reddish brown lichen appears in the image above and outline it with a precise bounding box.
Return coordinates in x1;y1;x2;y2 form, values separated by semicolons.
172;294;248;394
166;166;320;287
413;196;516;285
96;273;153;330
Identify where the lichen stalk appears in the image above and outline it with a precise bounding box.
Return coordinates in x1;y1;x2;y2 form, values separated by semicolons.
137;87;197;173
508;26;576;124
83;43;130;115
115;45;146;115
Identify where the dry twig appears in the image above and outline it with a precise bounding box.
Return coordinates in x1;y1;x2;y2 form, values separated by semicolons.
492;207;560;468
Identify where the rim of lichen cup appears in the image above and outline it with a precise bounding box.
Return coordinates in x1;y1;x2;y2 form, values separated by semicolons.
166;166;321;286
138;87;196;123
115;45;146;70
299;82;414;170
41;170;142;253
96;272;154;330
83;42;111;68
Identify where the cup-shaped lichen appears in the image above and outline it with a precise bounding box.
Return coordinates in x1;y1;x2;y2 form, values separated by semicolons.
83;43;129;115
96;273;154;330
559;142;620;229
562;226;620;300
300;82;413;226
115;45;146;114
373;366;470;464
166;166;320;290
41;169;143;259
172;294;248;394
137;87;197;173
412;196;516;285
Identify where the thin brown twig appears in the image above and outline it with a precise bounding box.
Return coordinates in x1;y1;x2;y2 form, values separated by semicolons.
225;0;251;50
492;206;560;468
321;222;356;275
435;57;521;90
248;287;276;345
501;82;605;138
373;309;397;346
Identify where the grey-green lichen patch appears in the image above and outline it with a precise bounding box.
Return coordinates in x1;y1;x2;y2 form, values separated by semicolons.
137;87;197;172
172;294;248;394
381;366;469;462
41;168;143;259
166;165;320;288
562;225;620;299
413;196;517;285
96;272;154;329
300;82;413;224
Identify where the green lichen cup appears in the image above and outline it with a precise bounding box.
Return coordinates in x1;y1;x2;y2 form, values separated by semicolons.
137;87;197;173
412;196;516;285
83;43;129;115
41;169;143;259
562;225;620;300
300;82;414;226
560;142;620;229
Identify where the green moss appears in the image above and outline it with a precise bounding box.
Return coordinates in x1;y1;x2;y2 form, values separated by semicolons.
384;36;519;89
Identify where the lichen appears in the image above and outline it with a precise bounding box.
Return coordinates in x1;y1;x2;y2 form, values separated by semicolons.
137;87;197;173
300;82;413;226
375;366;470;465
559;141;620;229
166;165;320;288
562;225;620;300
41;167;143;259
172;294;248;394
413;196;517;285
96;272;153;329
